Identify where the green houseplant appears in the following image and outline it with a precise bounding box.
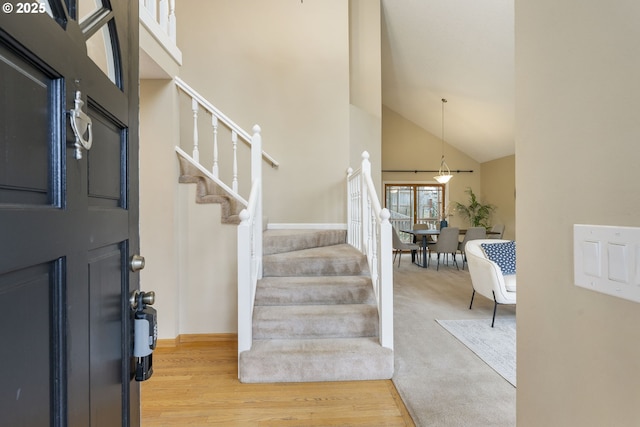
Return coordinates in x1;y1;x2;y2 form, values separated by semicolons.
453;188;495;228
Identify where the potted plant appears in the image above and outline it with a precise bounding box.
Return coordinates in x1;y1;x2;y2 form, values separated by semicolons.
440;204;452;229
453;188;495;228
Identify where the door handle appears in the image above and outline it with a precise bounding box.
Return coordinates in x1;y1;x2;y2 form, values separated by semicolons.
130;290;155;309
69;90;93;159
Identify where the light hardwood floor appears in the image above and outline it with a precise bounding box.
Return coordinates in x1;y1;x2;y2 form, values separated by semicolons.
141;339;415;426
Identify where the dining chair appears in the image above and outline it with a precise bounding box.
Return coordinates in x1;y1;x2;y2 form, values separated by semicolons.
392;226;421;267
429;227;460;270
458;227;487;270
412;223;428;243
412;223;433;259
488;224;505;239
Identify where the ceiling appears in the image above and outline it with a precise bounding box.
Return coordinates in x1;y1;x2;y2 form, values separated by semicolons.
380;0;515;163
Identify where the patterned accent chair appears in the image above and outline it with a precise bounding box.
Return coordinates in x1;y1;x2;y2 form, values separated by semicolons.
466;239;516;327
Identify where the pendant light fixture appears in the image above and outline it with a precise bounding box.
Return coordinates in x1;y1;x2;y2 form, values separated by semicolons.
434;98;453;184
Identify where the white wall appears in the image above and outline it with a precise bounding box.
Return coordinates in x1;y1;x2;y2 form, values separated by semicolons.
516;1;640;425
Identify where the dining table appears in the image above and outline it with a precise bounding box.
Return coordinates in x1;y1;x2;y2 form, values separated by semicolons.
400;228;500;268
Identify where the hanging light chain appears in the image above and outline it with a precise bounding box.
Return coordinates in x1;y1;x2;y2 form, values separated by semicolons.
434;98;453;183
441;98;447;157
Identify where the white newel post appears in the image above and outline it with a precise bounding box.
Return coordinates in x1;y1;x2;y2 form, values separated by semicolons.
346;168;352;246
191;98;199;162
379;208;393;349
251;125;263;271
361;152;371;254
237;209;251;354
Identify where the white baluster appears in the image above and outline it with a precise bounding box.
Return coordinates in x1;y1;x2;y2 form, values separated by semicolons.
211;115;219;177
168;0;176;42
191;98;199;162
232;131;238;193
159;0;168;31
146;0;156;20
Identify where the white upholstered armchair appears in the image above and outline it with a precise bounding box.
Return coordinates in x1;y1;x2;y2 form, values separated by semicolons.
466;239;516;327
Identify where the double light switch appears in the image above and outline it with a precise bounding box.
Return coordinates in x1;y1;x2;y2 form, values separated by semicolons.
574;224;640;303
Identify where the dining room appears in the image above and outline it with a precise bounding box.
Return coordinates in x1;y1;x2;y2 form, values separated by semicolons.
381;106;515;244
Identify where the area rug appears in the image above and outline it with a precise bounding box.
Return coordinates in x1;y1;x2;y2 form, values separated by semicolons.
436;318;516;387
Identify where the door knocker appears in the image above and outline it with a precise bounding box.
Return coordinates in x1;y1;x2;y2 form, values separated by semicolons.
69;90;93;159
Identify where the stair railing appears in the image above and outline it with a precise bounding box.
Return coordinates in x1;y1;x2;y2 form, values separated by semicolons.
140;0;176;41
174;77;274;359
175;77;279;187
237;126;263;356
347;152;393;350
139;0;181;63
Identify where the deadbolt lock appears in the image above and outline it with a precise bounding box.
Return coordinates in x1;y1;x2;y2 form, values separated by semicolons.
130;254;145;272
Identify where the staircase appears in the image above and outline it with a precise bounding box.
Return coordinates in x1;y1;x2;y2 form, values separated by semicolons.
174;81;393;383
238;229;394;383
176;149;244;224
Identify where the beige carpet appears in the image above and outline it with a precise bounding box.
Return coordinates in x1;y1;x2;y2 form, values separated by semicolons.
392;257;516;427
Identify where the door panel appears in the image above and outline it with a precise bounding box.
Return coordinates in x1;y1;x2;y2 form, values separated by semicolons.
89;244;126;427
0;45;60;206
87;104;126;206
0;1;139;425
0;262;57;426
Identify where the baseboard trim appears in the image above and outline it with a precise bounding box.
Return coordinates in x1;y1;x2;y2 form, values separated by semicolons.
156;337;179;348
179;333;238;343
156;333;238;348
268;223;347;230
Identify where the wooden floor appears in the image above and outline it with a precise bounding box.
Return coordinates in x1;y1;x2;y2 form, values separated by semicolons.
141;339;415;426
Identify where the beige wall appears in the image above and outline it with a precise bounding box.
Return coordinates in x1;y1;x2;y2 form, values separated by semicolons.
349;0;382;192
481;155;515;240
516;1;640;425
139;80;181;338
381;106;484;228
178;0;354;225
140;80;240;337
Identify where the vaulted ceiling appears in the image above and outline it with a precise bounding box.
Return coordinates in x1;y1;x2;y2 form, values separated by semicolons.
380;0;514;163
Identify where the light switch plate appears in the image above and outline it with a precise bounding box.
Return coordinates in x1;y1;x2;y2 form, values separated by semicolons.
574;224;640;303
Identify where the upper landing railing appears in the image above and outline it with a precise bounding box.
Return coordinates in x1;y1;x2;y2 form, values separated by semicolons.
139;0;181;64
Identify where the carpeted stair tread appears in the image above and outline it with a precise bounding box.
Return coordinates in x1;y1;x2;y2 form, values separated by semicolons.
263;229;347;255
255;276;375;306
239;228;394;383
263;244;368;277
238;337;394;383
253;304;378;339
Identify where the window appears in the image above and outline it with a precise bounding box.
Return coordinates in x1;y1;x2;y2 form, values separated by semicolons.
385;184;446;240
